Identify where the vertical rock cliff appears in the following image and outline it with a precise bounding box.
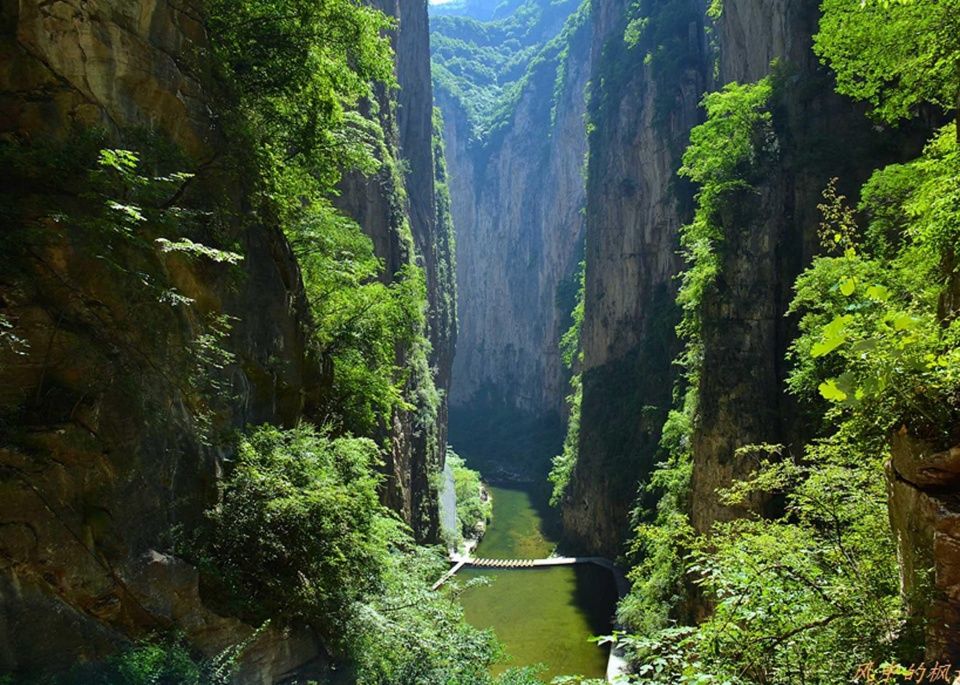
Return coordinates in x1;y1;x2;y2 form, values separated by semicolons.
566;0;924;555
433;2;591;472
0;0;453;679
336;0;456;543
561;0;706;555
687;0;924;535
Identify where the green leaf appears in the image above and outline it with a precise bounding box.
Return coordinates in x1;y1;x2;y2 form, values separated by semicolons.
840;278;856;296
818;379;848;402
866;284;890;302
893;313;918;331
155;238;243;264
811;314;851;357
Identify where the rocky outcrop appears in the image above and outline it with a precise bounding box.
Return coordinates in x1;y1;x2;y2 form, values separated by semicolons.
437;5;591;429
0;0;452;679
888;430;960;663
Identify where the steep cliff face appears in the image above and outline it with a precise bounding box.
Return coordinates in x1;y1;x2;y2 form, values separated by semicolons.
0;0;451;679
566;0;922;555
562;0;706;555
434;2;590;464
688;0;831;533
690;0;927;534
336;0;455;544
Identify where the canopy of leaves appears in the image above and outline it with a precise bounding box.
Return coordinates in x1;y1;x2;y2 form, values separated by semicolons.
189;425;549;684
615;126;959;684
193;425;390;636
814;0;960;126
205;0;434;437
789;125;960;446
447;450;491;539
207;0;395;190
676;78;775;354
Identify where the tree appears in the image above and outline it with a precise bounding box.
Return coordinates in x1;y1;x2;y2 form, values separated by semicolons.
814;0;960;140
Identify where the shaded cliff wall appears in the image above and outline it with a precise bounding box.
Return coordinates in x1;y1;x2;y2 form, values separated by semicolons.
562;0;706;555
336;0;456;543
0;0;451;679
565;0;922;556
437;6;592;454
691;0;925;534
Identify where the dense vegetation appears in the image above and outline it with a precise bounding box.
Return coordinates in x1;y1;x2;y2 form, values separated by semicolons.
206;0;438;440
448;449;493;542
163;0;526;681
549;262;584;504
430;0;585;142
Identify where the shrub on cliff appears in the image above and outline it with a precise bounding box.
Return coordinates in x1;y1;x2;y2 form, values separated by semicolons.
191;424;390;637
188;425;542;684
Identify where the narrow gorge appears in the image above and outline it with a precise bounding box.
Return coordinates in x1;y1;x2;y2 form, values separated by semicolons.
1;0;959;683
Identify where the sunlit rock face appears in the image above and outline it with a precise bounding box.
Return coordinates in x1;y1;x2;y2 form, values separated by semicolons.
0;0;452;679
435;4;591;440
888;431;960;663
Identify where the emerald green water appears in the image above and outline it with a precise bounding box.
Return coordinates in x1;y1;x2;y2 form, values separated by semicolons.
472;483;555;559
458;484;618;680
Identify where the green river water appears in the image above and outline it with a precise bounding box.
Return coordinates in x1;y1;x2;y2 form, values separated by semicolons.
457;483;618;681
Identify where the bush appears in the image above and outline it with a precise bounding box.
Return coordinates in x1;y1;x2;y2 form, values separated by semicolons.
448;450;491;539
192;424;392;639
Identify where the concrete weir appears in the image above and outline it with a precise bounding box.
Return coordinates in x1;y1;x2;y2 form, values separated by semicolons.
432;553;631;682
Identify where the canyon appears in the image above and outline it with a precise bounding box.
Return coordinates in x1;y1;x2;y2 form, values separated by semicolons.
0;0;957;681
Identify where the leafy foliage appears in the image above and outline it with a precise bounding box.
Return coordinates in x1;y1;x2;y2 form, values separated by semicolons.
614;124;959;684
616;389;695;637
189;425;545;685
607;23;960;675
21;633;265;685
814;0;960;128
191;425;389;636
205;0;437;438
448;450;492;539
676;78;776;357
789;126;960;446
206;0;395;192
549;262;585;504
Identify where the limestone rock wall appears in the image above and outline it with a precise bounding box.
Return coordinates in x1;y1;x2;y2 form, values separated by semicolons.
688;0;927;534
438;9;592;424
562;0;706;556
567;0;921;555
